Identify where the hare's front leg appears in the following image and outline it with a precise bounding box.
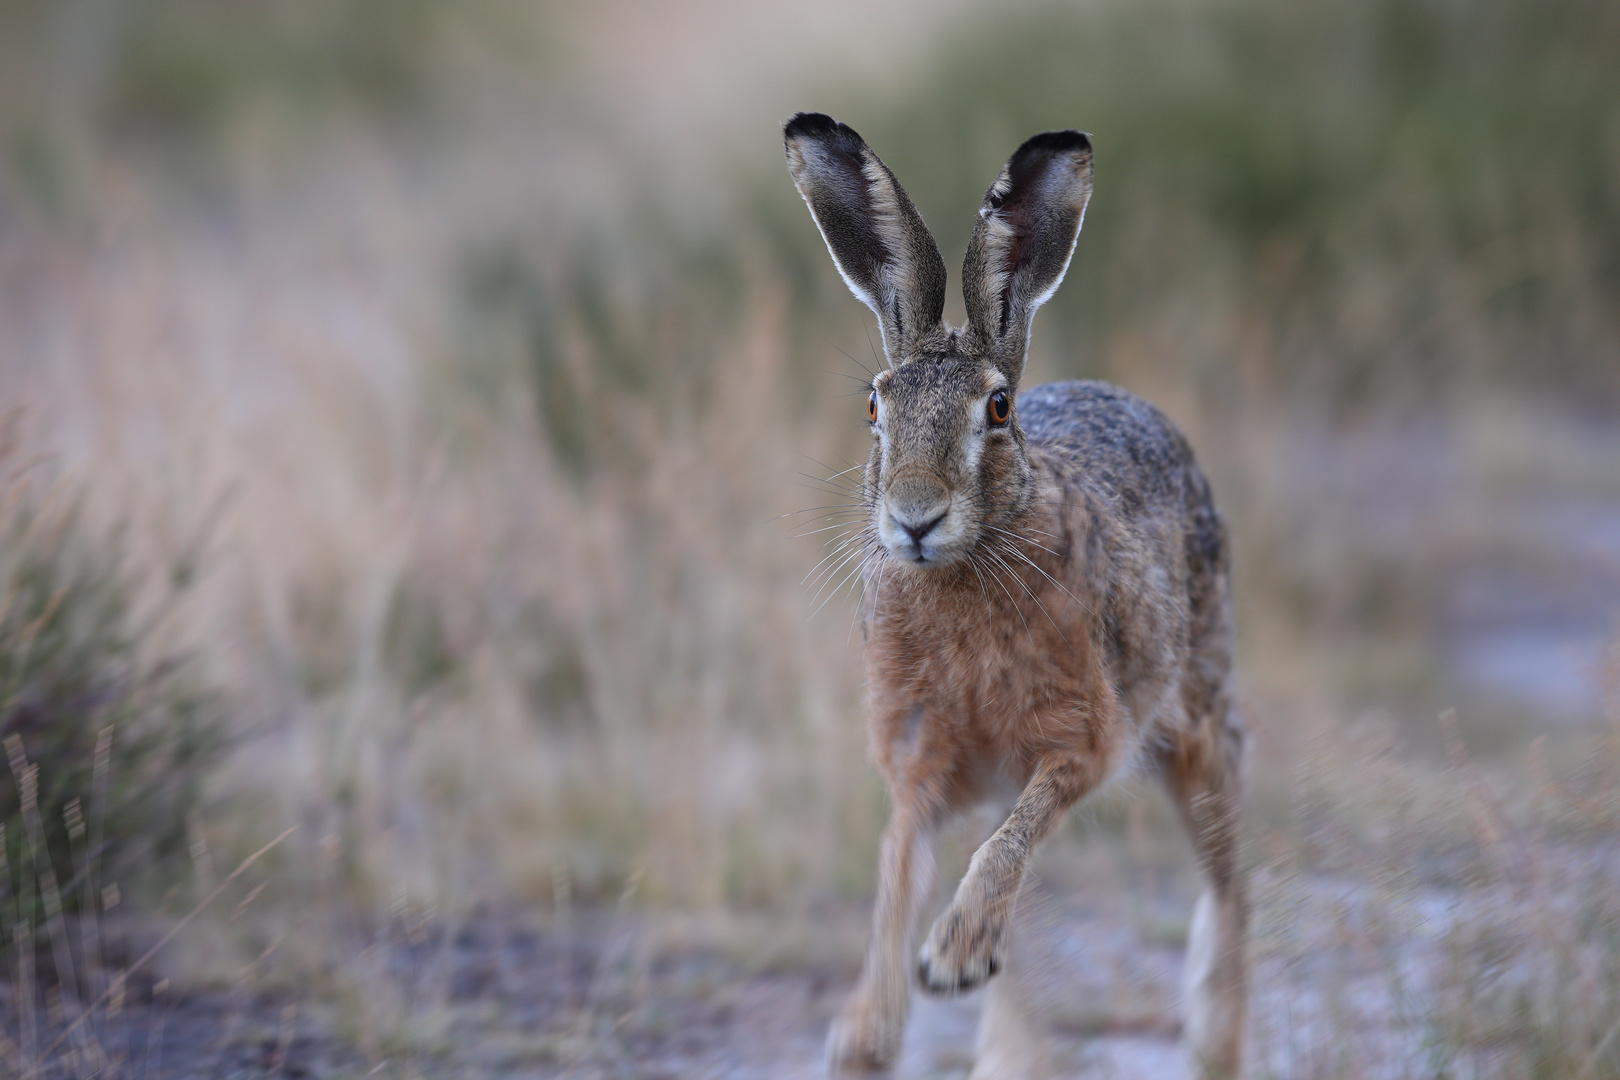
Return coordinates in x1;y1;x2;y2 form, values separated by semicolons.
918;753;1106;995
827;804;939;1075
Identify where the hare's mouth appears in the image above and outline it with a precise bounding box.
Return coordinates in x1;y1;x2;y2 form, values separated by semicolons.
878;497;969;567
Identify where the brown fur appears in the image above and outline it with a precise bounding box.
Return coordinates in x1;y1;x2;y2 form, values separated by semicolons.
785;114;1248;1079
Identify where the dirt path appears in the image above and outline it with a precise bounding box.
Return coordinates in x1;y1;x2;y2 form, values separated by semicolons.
14;830;1618;1079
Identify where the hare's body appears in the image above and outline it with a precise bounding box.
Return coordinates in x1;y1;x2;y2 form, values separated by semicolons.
784;115;1247;1078
865;379;1232;796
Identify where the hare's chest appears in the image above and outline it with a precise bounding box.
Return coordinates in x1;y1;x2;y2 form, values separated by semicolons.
864;595;1102;758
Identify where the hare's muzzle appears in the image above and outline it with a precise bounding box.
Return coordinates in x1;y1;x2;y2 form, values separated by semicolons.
880;474;957;566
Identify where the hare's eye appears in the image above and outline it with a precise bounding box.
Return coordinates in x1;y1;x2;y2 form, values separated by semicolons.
867;391;878;423
988;391;1011;426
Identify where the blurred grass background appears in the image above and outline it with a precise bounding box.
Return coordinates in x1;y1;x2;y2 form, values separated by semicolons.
1;0;1619;1069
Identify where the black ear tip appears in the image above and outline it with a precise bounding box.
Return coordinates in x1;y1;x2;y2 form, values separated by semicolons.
1019;129;1092;156
783;112;867;150
784;112;840;139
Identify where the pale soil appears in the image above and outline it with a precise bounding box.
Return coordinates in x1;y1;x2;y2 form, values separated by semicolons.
12;834;1618;1079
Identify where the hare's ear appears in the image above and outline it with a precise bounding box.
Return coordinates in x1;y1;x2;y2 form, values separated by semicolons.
962;131;1093;381
784;113;947;365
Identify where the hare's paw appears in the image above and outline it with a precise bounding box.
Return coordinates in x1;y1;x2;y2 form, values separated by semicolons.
917;902;1007;996
826;994;903;1076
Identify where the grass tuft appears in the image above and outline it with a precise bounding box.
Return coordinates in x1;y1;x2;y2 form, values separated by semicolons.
0;427;227;927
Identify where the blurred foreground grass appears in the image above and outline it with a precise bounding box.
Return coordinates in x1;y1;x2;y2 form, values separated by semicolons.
0;430;224;919
1;0;1618;1074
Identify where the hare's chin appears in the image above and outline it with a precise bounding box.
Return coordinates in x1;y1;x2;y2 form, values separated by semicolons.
882;536;969;569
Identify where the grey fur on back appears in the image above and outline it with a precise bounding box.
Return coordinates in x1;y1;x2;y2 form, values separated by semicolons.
1020;380;1189;510
1022;378;1228;609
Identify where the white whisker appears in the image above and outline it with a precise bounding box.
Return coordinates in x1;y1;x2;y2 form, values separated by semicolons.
976;545;1036;646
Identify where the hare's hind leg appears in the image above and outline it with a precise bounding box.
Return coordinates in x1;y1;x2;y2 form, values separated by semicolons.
1157;693;1249;1080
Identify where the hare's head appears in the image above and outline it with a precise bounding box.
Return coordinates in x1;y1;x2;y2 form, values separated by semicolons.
784;113;1093;569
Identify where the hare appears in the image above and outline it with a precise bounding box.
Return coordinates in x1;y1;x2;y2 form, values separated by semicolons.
783;113;1249;1079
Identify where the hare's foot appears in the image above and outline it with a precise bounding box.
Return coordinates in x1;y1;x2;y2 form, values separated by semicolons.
826;988;905;1076
1184;888;1247;1080
917;897;1007;995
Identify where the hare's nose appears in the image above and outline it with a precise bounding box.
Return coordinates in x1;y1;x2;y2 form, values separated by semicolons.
888;474;950;551
896;509;946;545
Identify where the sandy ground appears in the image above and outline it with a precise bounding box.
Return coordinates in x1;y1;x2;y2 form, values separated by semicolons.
13;827;1618;1079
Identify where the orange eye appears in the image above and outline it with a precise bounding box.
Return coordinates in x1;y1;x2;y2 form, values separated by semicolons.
867;390;878;422
988;390;1011;426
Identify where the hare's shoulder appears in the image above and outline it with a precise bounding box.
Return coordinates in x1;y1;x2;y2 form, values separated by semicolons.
1019;380;1193;512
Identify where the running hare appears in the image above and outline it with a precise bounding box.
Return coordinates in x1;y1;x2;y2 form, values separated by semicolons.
784;113;1249;1079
